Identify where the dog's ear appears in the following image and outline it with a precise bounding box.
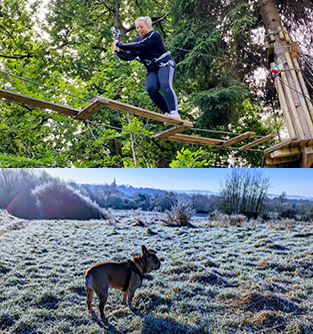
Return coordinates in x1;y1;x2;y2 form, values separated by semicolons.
142;245;150;258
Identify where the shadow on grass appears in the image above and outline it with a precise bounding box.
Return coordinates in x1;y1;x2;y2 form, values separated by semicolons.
91;312;124;334
91;302;211;334
0;313;20;332
141;314;210;334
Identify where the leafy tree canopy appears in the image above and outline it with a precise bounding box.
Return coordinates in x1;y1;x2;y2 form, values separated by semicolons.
0;0;312;167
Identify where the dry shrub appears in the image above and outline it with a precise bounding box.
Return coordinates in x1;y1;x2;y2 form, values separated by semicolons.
213;213;230;227
207;211;247;227
230;292;301;313
165;198;195;227
246;218;263;227
267;219;295;230
106;208;116;224
229;214;246;226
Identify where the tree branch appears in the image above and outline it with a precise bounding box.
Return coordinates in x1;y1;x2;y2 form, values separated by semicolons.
0;53;33;59
125;14;169;34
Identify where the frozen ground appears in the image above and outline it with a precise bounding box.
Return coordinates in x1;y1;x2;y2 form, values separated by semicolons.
0;210;312;333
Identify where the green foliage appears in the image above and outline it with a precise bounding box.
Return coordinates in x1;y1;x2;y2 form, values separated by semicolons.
1;0;312;167
169;148;210;168
193;81;250;128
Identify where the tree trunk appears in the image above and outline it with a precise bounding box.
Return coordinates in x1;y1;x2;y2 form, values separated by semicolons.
258;0;313;140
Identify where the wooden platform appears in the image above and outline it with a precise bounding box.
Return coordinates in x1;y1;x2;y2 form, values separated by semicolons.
264;139;313;167
0;88;276;153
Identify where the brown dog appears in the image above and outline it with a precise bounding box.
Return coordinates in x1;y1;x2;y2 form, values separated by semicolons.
85;245;160;318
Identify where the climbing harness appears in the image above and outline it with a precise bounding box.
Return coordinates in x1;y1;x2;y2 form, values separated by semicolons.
143;51;172;72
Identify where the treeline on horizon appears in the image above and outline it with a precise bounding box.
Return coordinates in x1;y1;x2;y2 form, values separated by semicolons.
0;169;312;222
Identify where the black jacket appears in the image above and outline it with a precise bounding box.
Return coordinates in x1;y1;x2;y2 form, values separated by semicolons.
116;30;172;64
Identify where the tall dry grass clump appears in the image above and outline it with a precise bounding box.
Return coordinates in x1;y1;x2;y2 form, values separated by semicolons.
267;218;295;230
165;198;195;227
206;210;247;227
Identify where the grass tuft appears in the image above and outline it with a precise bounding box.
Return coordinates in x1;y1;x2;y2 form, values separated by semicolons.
190;272;234;287
231;292;302;313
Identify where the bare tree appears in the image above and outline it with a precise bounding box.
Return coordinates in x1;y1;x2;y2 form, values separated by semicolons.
219;170;271;220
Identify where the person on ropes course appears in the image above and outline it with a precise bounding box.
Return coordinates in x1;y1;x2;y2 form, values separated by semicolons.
113;16;180;119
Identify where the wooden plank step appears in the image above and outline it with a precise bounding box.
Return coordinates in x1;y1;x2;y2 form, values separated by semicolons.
154;126;189;139
264;138;297;153
94;97;193;127
270;147;301;159
219;131;255;148
75;97;109;120
238;134;276;150
265;154;301;165
168;133;224;146
0;88;78;116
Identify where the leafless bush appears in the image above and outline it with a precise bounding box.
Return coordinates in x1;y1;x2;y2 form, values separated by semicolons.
165;198;195;227
106;208;116;224
220;169;271;219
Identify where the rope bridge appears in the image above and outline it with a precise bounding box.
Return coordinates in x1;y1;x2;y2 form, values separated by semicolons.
0;88;276;152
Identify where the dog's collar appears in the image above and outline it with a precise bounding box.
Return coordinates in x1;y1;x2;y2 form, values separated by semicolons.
122;260;144;291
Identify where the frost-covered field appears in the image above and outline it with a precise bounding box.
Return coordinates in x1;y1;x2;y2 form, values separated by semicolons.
0;211;312;334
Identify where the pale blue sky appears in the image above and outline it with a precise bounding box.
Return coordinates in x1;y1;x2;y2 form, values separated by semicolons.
37;169;313;197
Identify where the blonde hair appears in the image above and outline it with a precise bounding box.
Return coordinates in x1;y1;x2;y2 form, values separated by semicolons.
135;16;152;29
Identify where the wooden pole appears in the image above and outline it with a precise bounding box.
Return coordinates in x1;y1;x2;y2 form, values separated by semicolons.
284;51;313;136
258;0;313;140
279;67;305;138
271;63;297;138
292;57;313;120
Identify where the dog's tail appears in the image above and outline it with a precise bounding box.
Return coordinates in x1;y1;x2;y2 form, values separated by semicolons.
85;272;94;291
